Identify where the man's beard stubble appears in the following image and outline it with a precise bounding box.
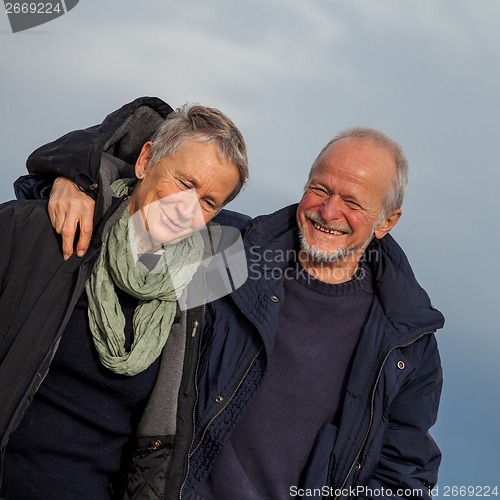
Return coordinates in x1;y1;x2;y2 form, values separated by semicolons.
298;211;375;265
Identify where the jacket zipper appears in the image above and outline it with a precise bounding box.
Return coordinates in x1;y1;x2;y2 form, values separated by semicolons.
182;319;200;397
178;307;204;500
177;221;234;499
174;343;263;499
188;347;263;459
333;330;435;499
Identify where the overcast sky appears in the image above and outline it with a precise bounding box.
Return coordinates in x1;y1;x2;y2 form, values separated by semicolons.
1;0;499;493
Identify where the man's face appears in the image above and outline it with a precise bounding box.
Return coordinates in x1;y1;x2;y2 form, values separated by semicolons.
130;140;239;248
297;137;399;269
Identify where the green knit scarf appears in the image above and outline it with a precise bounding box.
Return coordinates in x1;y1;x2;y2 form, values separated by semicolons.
86;179;204;376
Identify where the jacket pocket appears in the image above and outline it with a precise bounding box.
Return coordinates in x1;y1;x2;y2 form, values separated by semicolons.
302;423;338;493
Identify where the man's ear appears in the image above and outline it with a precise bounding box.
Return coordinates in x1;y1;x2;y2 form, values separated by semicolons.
135;141;153;179
374;209;402;239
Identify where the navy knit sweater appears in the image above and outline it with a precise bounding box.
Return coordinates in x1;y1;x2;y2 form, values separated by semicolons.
195;262;374;499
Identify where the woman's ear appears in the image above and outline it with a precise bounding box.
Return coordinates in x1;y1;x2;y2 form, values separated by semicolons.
135;141;153;179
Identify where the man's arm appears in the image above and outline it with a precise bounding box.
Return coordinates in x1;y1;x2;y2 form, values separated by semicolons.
25;97;173;181
16;97;173;259
15;175;97;261
49;178;95;260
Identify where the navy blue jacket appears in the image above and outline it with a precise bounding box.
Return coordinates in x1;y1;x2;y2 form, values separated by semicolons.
187;204;445;499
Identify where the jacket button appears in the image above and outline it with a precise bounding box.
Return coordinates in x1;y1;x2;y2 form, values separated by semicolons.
397;361;405;370
270;295;279;303
355;463;362;471
215;395;224;403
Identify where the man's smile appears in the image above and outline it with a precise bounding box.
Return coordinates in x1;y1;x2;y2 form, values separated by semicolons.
311;220;348;236
306;211;351;237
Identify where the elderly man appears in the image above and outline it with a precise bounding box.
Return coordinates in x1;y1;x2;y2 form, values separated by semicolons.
185;129;444;500
13;103;444;499
0;98;248;499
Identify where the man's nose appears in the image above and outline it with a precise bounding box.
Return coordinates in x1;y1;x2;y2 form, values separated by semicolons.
319;195;343;221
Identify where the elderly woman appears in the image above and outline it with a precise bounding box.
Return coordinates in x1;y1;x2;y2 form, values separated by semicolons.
0;99;248;499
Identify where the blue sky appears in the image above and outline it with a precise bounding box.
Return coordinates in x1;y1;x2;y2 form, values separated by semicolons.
1;0;499;493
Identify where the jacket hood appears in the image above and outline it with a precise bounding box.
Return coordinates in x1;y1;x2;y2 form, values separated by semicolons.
366;232;445;338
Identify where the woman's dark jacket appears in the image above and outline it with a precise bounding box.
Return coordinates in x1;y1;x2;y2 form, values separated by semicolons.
0;97;242;499
2;98;445;499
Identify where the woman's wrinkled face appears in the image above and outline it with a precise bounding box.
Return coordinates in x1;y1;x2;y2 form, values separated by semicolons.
129;140;239;249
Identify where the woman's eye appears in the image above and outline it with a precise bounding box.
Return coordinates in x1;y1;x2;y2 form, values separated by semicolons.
202;199;216;212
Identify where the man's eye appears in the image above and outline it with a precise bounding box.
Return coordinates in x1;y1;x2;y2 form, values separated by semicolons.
180;180;192;189
345;200;361;209
310;186;328;195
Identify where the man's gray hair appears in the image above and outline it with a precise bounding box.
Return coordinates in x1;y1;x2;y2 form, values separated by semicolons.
149;103;249;203
310;127;409;215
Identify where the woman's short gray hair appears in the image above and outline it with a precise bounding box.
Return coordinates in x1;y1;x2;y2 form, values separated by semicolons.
310;127;409;216
149;103;249;204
